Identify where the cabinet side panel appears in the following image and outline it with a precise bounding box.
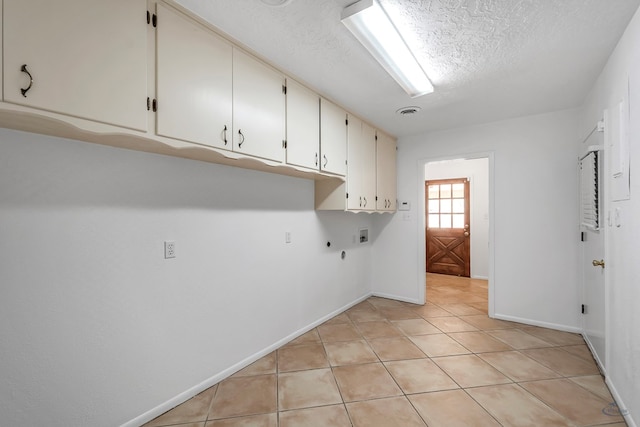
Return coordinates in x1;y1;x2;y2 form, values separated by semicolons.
315;179;347;210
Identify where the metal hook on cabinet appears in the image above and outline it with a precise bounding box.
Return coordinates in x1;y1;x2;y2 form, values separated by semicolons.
20;64;33;97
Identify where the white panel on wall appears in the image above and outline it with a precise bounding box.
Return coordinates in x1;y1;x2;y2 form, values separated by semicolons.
611;82;631;201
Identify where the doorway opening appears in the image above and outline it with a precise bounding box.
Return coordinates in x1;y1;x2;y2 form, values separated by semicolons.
420;156;493;315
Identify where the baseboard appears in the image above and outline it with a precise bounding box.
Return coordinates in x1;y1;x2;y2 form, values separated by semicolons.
581;333;606;376
121;292;373;427
605;376;637;427
471;275;489;280
372;291;423;305
492;313;581;334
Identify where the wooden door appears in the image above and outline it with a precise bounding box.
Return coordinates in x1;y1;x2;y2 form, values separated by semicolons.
426;178;470;277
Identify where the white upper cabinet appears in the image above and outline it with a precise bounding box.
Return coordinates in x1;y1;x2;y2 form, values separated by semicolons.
285;79;320;170
1;1;396;200
232;48;285;163
3;0;147;131
347;114;376;211
320;99;347;176
376;130;397;211
156;3;232;149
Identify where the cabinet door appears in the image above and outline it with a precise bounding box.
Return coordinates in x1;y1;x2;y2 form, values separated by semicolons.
156;4;232;149
286;79;319;169
233;49;285;162
376;131;397;211
347;115;376;211
3;0;147;131
320;99;347;176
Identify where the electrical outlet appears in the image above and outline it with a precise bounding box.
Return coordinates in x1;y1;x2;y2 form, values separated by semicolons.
164;241;176;259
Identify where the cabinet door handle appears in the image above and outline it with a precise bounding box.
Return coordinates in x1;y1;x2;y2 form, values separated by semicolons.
315;153;318;167
323;155;328;168
20;64;33;97
238;129;245;148
222;125;228;145
359;196;362;207
363;197;367;207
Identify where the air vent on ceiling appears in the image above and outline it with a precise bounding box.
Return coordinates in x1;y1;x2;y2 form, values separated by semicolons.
396;106;422;116
260;0;293;6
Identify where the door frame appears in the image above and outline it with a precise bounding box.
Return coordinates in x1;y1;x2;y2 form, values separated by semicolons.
416;152;495;317
579;111;611;376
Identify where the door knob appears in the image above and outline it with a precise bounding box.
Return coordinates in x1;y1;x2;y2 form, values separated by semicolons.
464;231;470;237
592;259;605;268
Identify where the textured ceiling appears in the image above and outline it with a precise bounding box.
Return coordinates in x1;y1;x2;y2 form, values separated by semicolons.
176;0;640;137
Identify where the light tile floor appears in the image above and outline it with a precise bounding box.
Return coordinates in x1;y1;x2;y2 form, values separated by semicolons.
143;274;627;427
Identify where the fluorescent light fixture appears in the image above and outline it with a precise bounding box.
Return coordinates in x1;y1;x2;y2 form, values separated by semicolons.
341;0;434;97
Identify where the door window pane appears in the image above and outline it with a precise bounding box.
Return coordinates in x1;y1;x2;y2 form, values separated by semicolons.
452;199;465;213
440;184;451;199
428;185;439;199
452;183;465;198
428;199;439;213
428;214;439;228
440;199;452;213
440;214;452;228
452;214;465;228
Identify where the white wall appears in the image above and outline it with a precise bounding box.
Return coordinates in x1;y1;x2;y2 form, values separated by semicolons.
0;129;373;427
425;158;490;279
372;109;581;330
580;6;640;426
